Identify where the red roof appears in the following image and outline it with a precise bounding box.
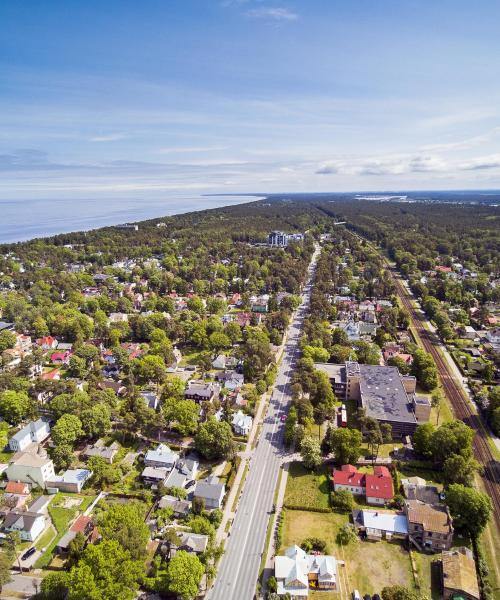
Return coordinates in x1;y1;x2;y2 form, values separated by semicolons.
5;482;30;495
332;464;365;488
70;515;92;533
365;467;394;500
435;266;452;273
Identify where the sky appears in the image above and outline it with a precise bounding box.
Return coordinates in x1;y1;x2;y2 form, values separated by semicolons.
1;0;500;201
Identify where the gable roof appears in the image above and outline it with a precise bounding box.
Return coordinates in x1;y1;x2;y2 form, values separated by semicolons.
5;481;30;495
365;466;394;500
441;547;479;600
406;500;453;534
332;464;365;488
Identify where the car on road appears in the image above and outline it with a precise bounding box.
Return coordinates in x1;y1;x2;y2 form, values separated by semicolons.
280;414;287;422
21;547;36;561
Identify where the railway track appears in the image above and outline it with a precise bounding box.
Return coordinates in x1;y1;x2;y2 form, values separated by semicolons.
393;274;500;522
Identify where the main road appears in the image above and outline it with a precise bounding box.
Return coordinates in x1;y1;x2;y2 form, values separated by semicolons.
208;244;320;600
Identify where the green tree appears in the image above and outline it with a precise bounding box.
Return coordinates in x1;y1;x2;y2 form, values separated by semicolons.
442;455;479;487
166;550;204;600
66;540;143;600
412;423;435;458
327;428;363;465
0;330;16;353
300;436;322;471
331;490;354;512
411;349;438;391
88;457;120;488
0;551;11;592
80;403;112;439
336;523;358;546
163;397;199;435
52;414;84;447
0;390;29;425
98;502;150;560
431;389;444;425
194;417;234;460
39;572;68;600
430;420;474;467
51;443;74;470
446;484;492;538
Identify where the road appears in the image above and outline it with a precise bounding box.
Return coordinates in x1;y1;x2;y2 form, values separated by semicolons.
207;245;320;600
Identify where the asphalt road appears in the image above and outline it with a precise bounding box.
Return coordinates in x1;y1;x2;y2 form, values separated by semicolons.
208;245;320;600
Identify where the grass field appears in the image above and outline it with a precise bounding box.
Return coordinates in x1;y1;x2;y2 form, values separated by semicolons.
284;462;330;510
280;509;422;599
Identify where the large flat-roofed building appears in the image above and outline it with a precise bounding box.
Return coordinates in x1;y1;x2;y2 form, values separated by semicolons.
315;361;430;438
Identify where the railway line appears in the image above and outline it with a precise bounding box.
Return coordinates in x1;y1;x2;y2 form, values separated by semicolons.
393;272;500;522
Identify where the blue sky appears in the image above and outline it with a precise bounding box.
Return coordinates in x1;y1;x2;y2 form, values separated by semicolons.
1;0;500;199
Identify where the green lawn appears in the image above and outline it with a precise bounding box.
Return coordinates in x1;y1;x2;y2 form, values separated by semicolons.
35;526;56;551
397;465;443;488
284;462;331;511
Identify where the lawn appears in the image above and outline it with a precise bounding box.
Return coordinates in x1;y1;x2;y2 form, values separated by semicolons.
411;551;442;600
280;510;419;599
397;464;443;488
284;462;331;511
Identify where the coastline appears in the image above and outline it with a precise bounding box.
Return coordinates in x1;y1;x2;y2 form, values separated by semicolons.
0;194;263;244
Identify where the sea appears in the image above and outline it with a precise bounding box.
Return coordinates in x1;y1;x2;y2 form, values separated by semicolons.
0;194;259;244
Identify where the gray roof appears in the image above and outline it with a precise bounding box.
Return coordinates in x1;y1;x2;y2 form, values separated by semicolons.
142;466;168;481
3;511;44;532
158;495;190;515
164;468;187;489
194;478;225;501
178;532;209;553
359;364;417;425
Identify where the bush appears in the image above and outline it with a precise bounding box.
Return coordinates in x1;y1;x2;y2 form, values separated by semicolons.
330;490;354;513
301;537;327;553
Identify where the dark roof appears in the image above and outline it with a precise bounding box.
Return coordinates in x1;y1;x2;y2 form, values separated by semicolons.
359;364;417;425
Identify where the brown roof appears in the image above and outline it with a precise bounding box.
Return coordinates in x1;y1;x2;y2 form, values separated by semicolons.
407;500;453;534
5;482;30;495
70;515;93;533
442;547;480;600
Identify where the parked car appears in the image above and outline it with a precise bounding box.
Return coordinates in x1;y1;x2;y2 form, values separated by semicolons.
373;595;381;600
352;591;361;600
280;414;287;422
363;595;372;600
21;547;36;560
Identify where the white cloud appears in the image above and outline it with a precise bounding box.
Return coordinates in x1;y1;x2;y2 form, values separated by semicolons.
89;133;126;142
245;7;298;21
158;145;228;153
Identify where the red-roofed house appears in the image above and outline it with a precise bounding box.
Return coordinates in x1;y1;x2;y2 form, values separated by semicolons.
365;466;394;505
50;351;73;365
435;266;452;274
70;514;93;534
41;368;61;381
36;336;58;350
332;465;394;505
332;465;365;495
5;482;30;495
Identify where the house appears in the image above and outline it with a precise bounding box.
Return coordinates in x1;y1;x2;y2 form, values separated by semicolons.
50;350;73;365
83;440;120;464
365;466;394;505
97;379;127;396
405;500;454;551
141;466;168;486
461;325;477;340
275;545;337;597
46;469;92;493
176;532;209;554
216;370;244;391
6;451;56;488
167;347;183;372
212;354;227;370
158;494;191;518
184;380;221;403
41;368;61;381
401;477;440;504
9;419;51;452
332;465;394;505
0;321;15;332
144;444;179;470
3;482;31;510
352;508;408;541
485;328;500;345
440;547;480;600
193;475;225;509
176;456;199;481
232;411;253;436
141;390;160;410
164;467;187;489
3;511;46;542
250;296;269;313
56;515;95;556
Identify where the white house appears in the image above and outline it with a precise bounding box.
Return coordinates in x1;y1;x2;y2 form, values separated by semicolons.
9;419;51;452
212;354;226;370
232;411;253;437
144;444;179;470
486;328;500;345
6;452;55;488
275;545;337;597
462;325;477;340
3;511;46;542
